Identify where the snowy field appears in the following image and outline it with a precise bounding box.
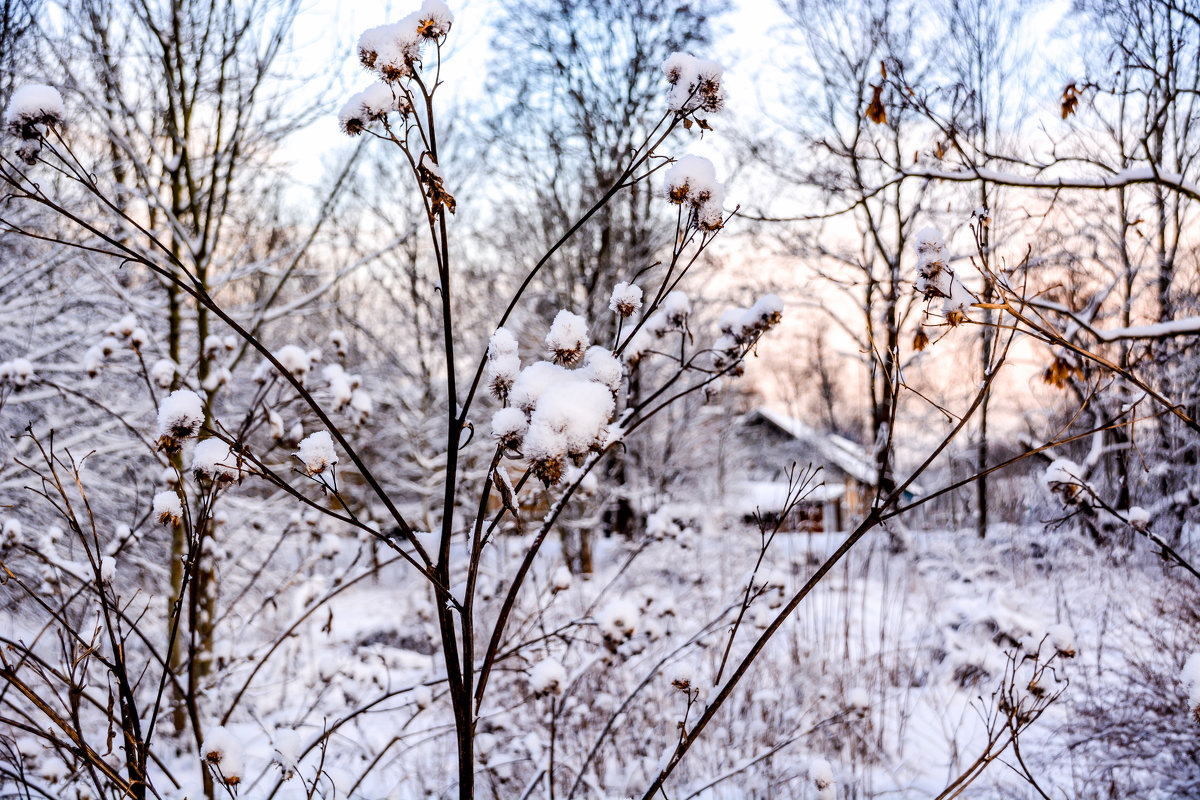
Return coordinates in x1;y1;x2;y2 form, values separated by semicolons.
5;506;1183;799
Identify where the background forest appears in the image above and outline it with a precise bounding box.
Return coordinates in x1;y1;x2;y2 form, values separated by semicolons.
0;0;1198;798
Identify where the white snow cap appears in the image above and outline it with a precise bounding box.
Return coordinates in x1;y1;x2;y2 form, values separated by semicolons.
847;687;869;710
487;328;521;401
662;52;725;113
151;359;176;389
665;155;725;230
99;556;116;584
719;293;784;345
809;758;836;800
510;360;569;412
662;291;691;327
1043;459;1084;494
582;346;622;392
415;0;454;37
546;310;590;366
491;406;528;445
551;565;572;592
267;409;285;440
1046;623;1076;657
191;439;242;483
622;327;656;364
273;728;301;780
83;346;103;377
915;226;957;301
201;726;244;785
5;84;65;132
276;345;312;379
529;657;568;696
609;282;643;317
323;364;355;411
598;597;639;645
153;491;183;526
297;431;338;476
523;379;614;477
339;81;410;135
357;2;453;82
489;327;519;359
0;358;34;387
157;389;205;445
1127;505;1150;529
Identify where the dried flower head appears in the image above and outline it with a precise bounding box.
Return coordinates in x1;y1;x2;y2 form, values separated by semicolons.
5;84;65;140
546;310;590;366
530;454;564;487
609;282;643;317
153;491;183;527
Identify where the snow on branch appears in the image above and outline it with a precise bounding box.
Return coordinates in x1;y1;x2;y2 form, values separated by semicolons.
904;164;1200;203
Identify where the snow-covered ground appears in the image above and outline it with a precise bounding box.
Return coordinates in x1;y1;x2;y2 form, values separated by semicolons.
10;508;1180;799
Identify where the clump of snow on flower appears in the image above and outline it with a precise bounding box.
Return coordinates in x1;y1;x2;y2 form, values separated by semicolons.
356;1;454;84
99;555;115;584
598;597;639;649
915;226;975;320
5;84;64;153
529;657;567;696
1127;505;1150;530
323;364;355;411
487;327;521;403
1;518;23;548
153;491;183;526
276;345;313;382
1043;458;1087;505
915;228;950;296
546;310;590;366
297;431;338;477
582;347;622;392
1045;623;1076;658
151;359;176;388
339;81;410;135
551;565;572;592
273;728;301;781
662;52;724;114
609;282;643;317
662;291;691;328
712;294;785;369
157;389;205;453
192;439;242;484
0;358;34;388
201;726;244;786
809;758;836;800
491;406;528;449
665;155;725;231
510;361;569;413
523;378;613;486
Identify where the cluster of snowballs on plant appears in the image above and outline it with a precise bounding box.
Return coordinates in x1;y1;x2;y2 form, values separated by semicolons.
4;83;64;164
665;155;726;231
487;284;783;486
255;333;374;427
0;357;34;388
155;389;245;485
662;52;725;114
914;226;976;325
487;312;620;487
338;0;452;135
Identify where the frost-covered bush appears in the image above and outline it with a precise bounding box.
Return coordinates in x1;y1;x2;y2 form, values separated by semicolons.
0;1;784;798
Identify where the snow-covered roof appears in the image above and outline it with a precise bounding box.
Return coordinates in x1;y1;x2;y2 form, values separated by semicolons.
730;479;844;516
747;407;880;485
743;407;925;497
